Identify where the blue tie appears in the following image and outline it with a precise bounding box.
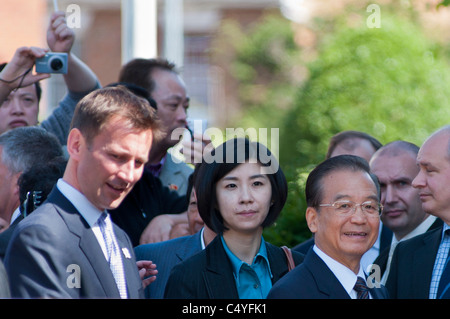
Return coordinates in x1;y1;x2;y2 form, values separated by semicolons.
354;276;370;299
437;230;450;299
98;212;128;298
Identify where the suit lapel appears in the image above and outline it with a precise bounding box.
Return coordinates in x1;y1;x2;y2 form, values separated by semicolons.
305;250;351;299
203;237;239;299
412;227;442;298
175;232;202;262
47;188;121;298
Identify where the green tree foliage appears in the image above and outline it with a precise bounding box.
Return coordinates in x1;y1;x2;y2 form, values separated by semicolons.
280;13;450;171
218;7;450;247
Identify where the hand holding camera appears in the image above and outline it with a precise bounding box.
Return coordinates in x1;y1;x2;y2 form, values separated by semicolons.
35;11;73;75
0;47;51;89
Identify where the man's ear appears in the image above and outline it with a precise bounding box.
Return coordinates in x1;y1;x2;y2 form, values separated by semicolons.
11;172;21;198
66;128;84;160
305;206;319;234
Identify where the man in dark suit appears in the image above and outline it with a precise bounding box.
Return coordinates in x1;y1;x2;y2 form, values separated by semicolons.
386;126;450;299
5;86;158;298
268;155;389;299
370;141;442;283
294;131;387;270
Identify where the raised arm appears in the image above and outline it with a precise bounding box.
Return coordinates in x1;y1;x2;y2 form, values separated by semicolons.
47;11;98;93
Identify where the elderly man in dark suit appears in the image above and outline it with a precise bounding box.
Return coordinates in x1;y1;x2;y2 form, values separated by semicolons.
5;86;158;298
386;126;450;299
268;155;389;299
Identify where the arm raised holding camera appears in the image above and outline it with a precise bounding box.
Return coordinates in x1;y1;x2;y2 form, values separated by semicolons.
47;11;98;93
0;47;50;104
41;11;100;145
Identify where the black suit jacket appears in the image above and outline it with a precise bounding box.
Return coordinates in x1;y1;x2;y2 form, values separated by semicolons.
110;170;187;246
164;236;304;299
373;218;443;277
4;187;143;299
385;226;443;299
267;249;389;299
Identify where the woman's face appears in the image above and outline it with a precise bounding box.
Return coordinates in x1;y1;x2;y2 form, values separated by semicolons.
215;162;273;235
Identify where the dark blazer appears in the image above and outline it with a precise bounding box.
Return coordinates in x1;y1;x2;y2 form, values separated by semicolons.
374;218;443;276
164;236;304;299
267;249;389;299
0;260;10;298
0;214;24;260
385;226;443;299
110;170;187;247
4;187;143;299
135;231;203;299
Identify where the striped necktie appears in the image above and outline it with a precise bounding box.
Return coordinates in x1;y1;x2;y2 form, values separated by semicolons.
98;212;128;298
354;276;370;299
437;230;450;299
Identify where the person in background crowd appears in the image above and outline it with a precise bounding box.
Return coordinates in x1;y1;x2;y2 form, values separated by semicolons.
327;130;383;163
0;127;64;259
0;11;100;145
111;58;212;245
386;126;450;299
370;141;442;284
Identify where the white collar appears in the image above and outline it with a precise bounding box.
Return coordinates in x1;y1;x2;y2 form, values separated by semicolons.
10;206;21;225
392;215;438;245
313;245;365;297
56;178;103;227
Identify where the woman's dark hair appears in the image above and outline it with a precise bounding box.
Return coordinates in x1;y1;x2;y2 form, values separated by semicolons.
305;154;380;209
194;138;287;234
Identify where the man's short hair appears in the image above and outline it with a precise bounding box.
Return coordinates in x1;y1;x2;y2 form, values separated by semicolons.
326;131;382;159
0;126;63;174
70;86;160;145
306;155;380;209
194;138;287;234
118;58;177;94
371;140;419;160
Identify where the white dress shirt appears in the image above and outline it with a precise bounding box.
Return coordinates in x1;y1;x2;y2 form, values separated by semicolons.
313;245;369;299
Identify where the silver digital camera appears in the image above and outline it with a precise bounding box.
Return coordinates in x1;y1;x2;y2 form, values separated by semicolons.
35;52;68;74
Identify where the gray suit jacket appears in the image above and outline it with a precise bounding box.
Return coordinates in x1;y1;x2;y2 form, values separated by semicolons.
0;260;10;298
159;152;193;195
4;187;143;299
134;231;203;299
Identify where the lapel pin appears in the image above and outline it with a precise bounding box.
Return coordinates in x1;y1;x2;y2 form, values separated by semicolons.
122;248;131;259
